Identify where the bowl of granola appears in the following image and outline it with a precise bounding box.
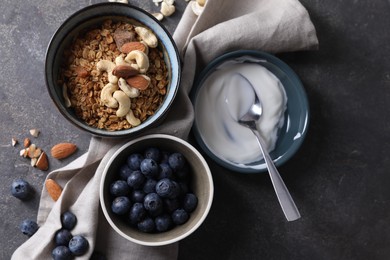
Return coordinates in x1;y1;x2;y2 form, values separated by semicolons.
45;3;180;137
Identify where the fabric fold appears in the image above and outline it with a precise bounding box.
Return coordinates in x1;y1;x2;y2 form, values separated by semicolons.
12;0;318;259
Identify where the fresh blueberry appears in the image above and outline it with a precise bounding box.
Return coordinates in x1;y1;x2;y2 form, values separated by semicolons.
110;180;130;197
90;251;107;260
61;211;77;230
11;179;33;200
127;153;144;170
183;193;198;213
140;158;159;179
68;235;89;256
144;147;161;162
155;178;175;198
157;163;173;180
137;217;155;233
159;150;170;164
175;164;190;181
128;202;147;225
168;180;181;199
168;153;186;171
127;170;145;189
178;182;189;196
155;214;173;232
172;209;189;225
52;245;72;260
119;164;132;181
142;178;157;193
55;229;72;246
164;198;180;213
20;219;39;237
111;196;131;215
130;189;145;203
143;193;163;213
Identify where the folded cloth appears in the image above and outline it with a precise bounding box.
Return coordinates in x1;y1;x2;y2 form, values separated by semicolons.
12;0;318;259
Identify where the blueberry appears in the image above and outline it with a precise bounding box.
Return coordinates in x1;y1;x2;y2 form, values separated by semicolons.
183;193;198;213
140;158;159;179
52;245;72;260
119;164;132;181
130;189;145;203
90;251;107;260
128;202;147;225
111;196;131;215
137;217;155;233
159;150;170;164
110;180;130;197
142;178;157;193
155;178;175;198
175;164;190;181
168;180;181;199
11;179;33;200
157;163;173;180
164;198;180;213
127;170;145;189
155;214;173;232
127;153;144;170
20;219;39;237
178;182;189;196
172;209;189;225
69;235;89;256
144;147;161;162
55;229;72;246
168;153;186;171
143;193;163;213
61;211;77;230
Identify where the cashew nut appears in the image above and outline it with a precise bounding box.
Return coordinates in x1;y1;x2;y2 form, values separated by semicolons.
125;50;149;73
113;90;131;117
62;84;71;108
100;83;119;108
161;2;175;17
135;26;158;48
126;110;141;126
97;60;118;84
115;55;128;66
118;78;140;98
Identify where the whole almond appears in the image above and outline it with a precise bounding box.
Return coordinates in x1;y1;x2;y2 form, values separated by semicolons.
120;41;147;54
51;143;77;159
112;64;139;79
36;152;49;171
23;138;31;148
45;179;62;201
126;75;151;90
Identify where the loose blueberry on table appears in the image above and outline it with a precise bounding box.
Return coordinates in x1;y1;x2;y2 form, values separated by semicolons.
11;179;33;200
109;147;199;233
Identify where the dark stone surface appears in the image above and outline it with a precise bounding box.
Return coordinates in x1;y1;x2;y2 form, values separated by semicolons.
0;0;389;259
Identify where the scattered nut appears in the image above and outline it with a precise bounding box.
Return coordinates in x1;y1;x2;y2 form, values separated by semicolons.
191;1;204;16
12;137;18;147
29;129;40;138
197;0;206;6
152;13;164;21
19;148;28;158
27;144;37;159
51;143;78;160
45;179;62;201
36;152;49;171
161;1;176;17
23;138;31;148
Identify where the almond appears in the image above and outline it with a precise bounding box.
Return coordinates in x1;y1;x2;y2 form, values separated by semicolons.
45;179;62;201
120;41;147;54
23;138;31;148
36;152;49;171
125;75;151;90
112;64;139;79
51;143;77;159
75;66;89;78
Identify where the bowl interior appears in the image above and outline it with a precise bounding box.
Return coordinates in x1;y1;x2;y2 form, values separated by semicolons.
191;50;309;173
45;3;180;137
100;134;213;246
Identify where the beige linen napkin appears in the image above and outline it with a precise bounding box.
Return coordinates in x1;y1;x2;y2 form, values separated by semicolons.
12;0;317;259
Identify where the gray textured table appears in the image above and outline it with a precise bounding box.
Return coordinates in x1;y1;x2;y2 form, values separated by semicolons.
1;0;389;259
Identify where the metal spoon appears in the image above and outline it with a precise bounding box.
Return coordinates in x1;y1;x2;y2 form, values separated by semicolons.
228;73;301;221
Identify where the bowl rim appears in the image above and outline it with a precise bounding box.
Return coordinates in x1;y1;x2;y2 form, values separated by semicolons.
45;3;181;137
99;134;214;246
190;50;310;173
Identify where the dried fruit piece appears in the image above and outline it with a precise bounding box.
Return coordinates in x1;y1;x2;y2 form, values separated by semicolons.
45;179;62;201
51;143;77;159
36;152;49;171
113;29;136;51
75;66;89;78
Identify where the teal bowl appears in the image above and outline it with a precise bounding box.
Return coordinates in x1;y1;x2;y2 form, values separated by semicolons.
191;50;309;173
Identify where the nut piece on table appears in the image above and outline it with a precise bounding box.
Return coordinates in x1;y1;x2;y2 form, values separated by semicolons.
29;129;40;137
36;152;49;171
12;137;18;147
51;143;78;160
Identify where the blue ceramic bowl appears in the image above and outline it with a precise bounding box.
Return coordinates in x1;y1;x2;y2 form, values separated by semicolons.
45;3;180;137
191;50;309;173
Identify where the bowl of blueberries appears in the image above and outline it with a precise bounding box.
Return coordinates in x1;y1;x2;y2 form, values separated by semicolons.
99;134;214;246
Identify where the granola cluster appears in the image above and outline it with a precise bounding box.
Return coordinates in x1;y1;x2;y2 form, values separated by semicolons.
58;20;169;131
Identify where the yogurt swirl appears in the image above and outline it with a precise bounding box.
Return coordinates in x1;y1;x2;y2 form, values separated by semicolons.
194;58;287;165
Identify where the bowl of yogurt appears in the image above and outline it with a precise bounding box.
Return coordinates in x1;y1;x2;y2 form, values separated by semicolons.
191;50;309;173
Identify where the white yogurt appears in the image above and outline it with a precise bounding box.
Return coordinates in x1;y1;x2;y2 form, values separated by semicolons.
194;57;287;165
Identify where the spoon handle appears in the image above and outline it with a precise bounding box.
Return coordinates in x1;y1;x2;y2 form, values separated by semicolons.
252;130;301;222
